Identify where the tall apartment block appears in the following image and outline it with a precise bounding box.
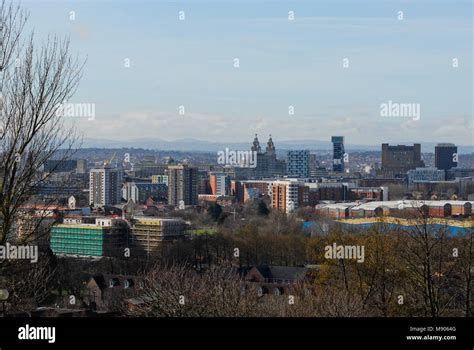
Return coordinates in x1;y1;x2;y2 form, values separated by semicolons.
331;136;345;173
287;150;310;178
89;167;123;207
380;143;425;177
435;143;458;171
167;164;198;206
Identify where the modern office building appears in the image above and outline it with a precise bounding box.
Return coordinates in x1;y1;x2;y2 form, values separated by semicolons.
50;218;128;257
89;167;123;207
380;143;425;177
331;136;345;173
407;167;446;184
129;217;187;255
435;143;458;170
167;164;198;206
287;150;310;178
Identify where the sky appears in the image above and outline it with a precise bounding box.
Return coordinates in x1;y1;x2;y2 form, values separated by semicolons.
20;0;473;145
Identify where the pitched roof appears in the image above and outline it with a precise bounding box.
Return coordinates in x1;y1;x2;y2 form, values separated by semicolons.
90;274;142;290
254;265;307;281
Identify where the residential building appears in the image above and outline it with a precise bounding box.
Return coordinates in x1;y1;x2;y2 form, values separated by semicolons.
89;167;123;207
287;150;310;178
167;164;198;206
271;179;304;213
84;274;143;310
244;265;309;296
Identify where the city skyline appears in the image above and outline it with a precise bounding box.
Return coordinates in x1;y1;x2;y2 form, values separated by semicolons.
1;0;473;340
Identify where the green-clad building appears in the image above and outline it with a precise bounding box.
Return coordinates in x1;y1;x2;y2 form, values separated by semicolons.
50;218;128;257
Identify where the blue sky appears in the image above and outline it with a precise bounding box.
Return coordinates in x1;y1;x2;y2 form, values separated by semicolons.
22;0;473;145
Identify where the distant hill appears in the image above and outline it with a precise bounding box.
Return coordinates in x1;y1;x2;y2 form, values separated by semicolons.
81;138;474;154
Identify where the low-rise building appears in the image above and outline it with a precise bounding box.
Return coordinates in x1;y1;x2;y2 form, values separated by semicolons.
50;218;128;257
84;274;144;310
244;265;309;296
129;216;187;255
123;182;168;204
408;167;445;184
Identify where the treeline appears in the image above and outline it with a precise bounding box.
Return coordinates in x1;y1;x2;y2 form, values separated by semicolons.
1;208;472;317
150;211;473;317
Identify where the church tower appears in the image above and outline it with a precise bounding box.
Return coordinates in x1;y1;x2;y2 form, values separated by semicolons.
251;134;262;154
266;134;275;156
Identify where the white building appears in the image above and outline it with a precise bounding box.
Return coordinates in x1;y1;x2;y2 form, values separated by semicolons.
210;172;229;197
89;167;123;207
270;179;303;213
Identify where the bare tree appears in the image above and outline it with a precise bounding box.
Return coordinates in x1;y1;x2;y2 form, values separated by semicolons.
0;0;84;245
457;226;473;317
2;252;56;313
398;205;458;317
125;264;264;317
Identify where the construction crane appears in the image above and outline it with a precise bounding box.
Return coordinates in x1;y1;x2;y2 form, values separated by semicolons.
103;152;117;167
